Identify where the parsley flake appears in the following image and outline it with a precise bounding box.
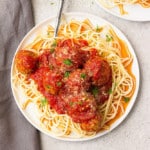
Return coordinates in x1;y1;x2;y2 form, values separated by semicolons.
114;82;118;88
92;86;99;97
50;48;55;53
41;98;48;107
47;31;51;36
108;88;113;94
57;81;62;87
49;65;54;70
64;71;70;78
123;97;130;103
96;25;101;32
80;73;86;79
69;101;74;106
46;85;51;89
63;59;72;66
106;34;113;42
78;101;83;105
51;40;57;47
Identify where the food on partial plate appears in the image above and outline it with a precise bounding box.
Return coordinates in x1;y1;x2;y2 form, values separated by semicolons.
97;0;150;15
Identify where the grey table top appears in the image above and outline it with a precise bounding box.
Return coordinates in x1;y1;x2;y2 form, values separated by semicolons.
32;0;150;150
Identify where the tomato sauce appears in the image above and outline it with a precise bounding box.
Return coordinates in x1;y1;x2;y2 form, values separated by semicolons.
16;38;112;132
15;50;37;74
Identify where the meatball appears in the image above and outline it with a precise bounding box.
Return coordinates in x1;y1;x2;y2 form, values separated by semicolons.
64;69;90;94
15;50;37;74
30;67;50;92
38;50;57;69
66;92;97;123
42;69;63;95
79;48;99;63
80;114;101;132
55;39;86;72
96;74;112;104
46;94;66;114
85;57;111;86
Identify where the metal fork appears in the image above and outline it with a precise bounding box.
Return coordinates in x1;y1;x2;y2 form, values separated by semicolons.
54;0;64;37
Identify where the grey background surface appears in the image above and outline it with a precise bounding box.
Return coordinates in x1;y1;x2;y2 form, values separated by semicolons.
31;0;150;150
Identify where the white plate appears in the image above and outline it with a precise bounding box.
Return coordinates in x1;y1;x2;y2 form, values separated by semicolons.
11;12;140;141
96;0;150;21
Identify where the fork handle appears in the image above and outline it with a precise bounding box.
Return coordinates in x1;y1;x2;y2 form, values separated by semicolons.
54;0;64;37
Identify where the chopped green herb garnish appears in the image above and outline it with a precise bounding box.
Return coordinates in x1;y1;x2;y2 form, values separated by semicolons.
63;59;72;66
47;31;51;36
51;40;57;47
92;86;99;97
96;25;101;32
80;73;86;79
49;65;54;70
46;85;51;89
106;34;113;42
123;97;130;103
41;98;48;106
78;101;83;105
114;82;118;88
108;88;113;94
50;48;55;53
69;101;74;106
50;2;54;5
84;97;88;101
64;71;70;78
96;25;99;31
57;81;62;87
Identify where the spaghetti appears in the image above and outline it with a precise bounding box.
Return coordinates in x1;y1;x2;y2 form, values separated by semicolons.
98;0;150;15
12;19;136;138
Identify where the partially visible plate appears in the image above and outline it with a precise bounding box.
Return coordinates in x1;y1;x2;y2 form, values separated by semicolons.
96;0;150;21
11;12;140;141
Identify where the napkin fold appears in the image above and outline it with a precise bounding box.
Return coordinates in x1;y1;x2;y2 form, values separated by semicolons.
0;0;41;150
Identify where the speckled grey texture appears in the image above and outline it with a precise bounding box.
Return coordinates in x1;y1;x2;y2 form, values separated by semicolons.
32;0;150;150
0;0;40;150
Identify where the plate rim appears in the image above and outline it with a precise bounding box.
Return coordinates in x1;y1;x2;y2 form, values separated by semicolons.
95;0;150;22
11;12;140;141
